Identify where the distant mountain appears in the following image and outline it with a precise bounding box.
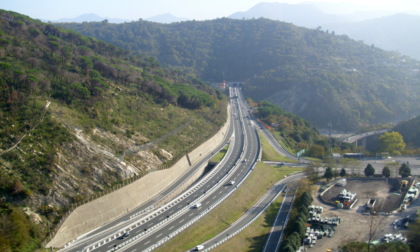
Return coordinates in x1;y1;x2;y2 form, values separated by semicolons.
228;3;420;60
145;13;187;23
53;13;129;23
229;2;401;27
59;18;420;130
324;14;420;60
229;2;346;28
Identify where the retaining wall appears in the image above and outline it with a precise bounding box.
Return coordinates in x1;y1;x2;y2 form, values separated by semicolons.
47;105;231;248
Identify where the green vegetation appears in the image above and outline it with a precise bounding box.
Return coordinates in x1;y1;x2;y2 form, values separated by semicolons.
156;163;302;252
252;100;356;160
407;210;420;252
393;115;420;149
281;180;314;252
212;195;284;252
59;18;420;131
209;144;229;163
399;163;411;178
259;132;295;162
254;101;319;153
382;166;391;178
0;206;45;252
0;10;227;250
339;167;346;177
378;131;406;155
364;163;375;177
324;167;334;180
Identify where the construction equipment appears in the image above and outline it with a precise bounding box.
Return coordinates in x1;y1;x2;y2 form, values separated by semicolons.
400;180;408;191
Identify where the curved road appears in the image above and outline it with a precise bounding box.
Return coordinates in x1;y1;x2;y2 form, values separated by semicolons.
62;87;259;252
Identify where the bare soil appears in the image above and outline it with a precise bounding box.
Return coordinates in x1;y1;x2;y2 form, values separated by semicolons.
320;178;411;212
307;178;418;252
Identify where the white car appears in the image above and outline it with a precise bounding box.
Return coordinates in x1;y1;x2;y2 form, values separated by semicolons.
195;245;204;251
228;180;235;185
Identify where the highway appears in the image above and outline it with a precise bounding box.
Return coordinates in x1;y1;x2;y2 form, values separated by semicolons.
262;184;297;252
343;129;388;143
62;87;259;252
194;174;303;252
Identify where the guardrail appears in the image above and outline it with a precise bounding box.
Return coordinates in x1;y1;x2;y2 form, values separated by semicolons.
77;142;241;252
120;114;259;252
71;120;244;252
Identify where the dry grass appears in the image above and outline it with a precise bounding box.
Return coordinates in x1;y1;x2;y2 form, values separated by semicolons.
212;195;285;252
259;132;296;162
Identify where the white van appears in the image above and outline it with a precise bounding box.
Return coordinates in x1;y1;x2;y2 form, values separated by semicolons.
194;202;202;208
195;245;204;250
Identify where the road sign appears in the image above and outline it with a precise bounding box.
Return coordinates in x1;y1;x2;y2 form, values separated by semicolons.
297;149;305;158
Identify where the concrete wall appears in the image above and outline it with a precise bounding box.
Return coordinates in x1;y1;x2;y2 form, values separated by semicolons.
48;105;231;248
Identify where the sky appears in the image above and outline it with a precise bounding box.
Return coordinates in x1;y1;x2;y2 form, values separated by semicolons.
2;0;420;21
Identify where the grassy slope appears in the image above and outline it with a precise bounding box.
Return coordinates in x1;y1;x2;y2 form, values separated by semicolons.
259;132;296;162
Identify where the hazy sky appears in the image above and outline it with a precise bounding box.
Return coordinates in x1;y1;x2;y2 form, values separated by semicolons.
2;0;420;21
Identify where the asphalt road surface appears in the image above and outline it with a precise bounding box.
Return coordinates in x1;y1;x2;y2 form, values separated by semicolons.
63;87;259;252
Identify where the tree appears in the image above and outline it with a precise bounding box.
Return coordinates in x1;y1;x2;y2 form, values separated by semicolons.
339;168;347;177
399;163;411;178
364;164;375;177
293;218;307;238
288;232;302;250
301;192;313;207
378;131;406;155
324;167;333;180
407;211;420;252
382;166;391;178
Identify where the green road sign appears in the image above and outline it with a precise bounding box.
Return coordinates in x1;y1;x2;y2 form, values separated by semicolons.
297;149;305;158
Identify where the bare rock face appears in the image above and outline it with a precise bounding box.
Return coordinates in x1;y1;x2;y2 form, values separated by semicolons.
32;127;172;210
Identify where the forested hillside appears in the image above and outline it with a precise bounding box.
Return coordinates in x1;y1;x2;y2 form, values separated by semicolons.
393;115;420;148
0;10;226;251
58;18;420;130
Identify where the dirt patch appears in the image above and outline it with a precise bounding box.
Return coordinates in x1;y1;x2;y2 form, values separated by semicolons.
320;178;412;212
306;178;418;252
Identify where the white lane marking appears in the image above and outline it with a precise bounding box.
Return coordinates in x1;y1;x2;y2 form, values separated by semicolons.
144;240;151;245
156;233;162;238
179;219;185;223
169;226;174;230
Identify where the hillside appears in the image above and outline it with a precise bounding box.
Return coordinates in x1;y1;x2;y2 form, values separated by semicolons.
393;115;420;148
58;18;420;130
0;10;226;251
324;14;420;61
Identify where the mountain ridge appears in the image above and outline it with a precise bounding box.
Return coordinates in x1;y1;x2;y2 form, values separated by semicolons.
58;17;420;130
0;9;226;251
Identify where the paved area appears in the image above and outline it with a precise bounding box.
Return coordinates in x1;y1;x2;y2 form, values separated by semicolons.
307;182;419;252
320;178;412;212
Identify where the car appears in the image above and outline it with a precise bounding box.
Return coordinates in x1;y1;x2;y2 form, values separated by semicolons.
118;232;129;239
278;162;285;166
228;180;235;185
193;202;202;208
195;245;204;251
